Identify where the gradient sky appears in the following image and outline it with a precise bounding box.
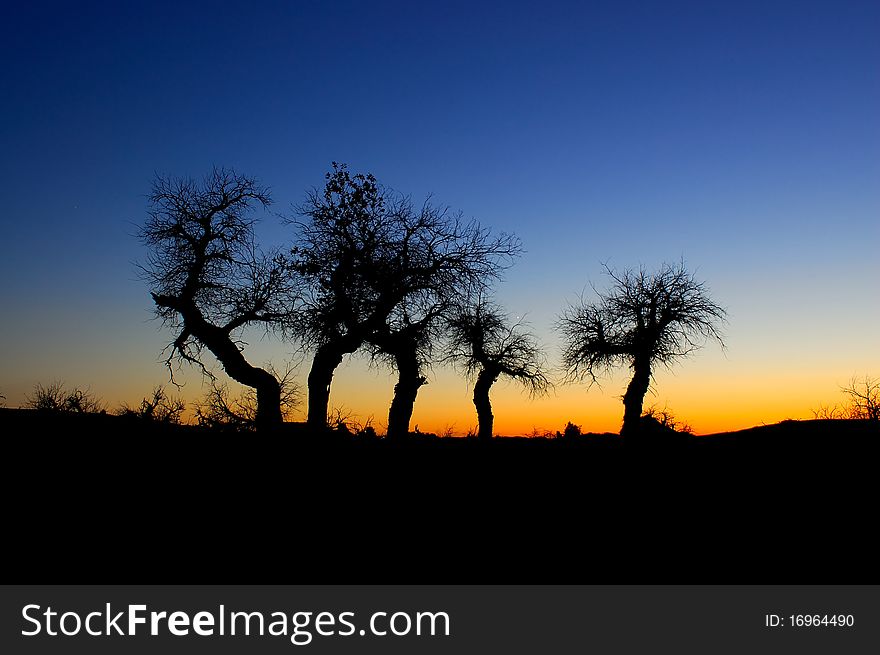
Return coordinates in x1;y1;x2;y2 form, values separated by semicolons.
1;0;878;435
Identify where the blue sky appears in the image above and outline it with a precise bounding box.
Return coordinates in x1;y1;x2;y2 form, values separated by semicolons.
1;0;877;432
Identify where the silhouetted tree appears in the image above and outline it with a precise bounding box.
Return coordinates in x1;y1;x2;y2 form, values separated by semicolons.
559;262;725;437
141;168;299;430
446;297;549;440
292;163;520;432
364;214;521;439
292;164;389;429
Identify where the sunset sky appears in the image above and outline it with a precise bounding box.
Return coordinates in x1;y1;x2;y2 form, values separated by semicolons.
1;0;877;435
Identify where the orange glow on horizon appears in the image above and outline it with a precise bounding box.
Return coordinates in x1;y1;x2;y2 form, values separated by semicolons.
1;349;872;437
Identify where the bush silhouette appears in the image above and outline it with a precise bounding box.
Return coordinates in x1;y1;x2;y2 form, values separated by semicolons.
641;405;693;435
813;375;879;422
25;381;104;414
195;370;300;431
118;386;186;424
562;421;582;439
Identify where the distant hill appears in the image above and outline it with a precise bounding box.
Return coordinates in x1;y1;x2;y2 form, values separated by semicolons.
703;417;878;441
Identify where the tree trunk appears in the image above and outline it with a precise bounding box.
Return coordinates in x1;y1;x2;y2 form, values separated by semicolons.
252;373;283;431
386;347;426;440
474;368;500;440
202;339;282;430
621;354;651;438
178;306;283;431
307;343;345;431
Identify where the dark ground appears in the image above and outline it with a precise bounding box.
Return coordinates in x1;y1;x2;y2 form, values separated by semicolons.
2;408;877;583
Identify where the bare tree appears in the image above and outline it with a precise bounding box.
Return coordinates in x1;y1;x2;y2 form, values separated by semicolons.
292;164;390;429
446;297;549;440
292;163;520;433
559;262;725;437
140;168;300;430
364;208;522;439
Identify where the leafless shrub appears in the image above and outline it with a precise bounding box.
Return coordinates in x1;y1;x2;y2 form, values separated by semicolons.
642;404;693;434
327;406;377;435
118;386;186;424
25;381;104;414
195;384;253;430
811;404;844;420
195;366;301;430
841;375;879;421
813;376;879;422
